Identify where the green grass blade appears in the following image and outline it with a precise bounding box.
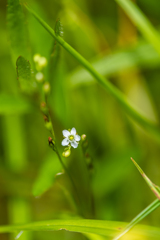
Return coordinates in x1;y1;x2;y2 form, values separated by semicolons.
83;233;108;240
24;4;160;144
115;0;160;55
7;0;30;63
1;219;160;239
131;158;160;200
113;199;160;240
113;159;160;239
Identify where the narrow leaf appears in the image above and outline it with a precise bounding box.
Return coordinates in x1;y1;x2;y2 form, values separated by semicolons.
1;219;160;239
113;158;160;240
113;199;160;240
131;158;160;200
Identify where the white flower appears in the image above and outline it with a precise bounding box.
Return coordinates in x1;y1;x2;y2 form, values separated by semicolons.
61;127;81;148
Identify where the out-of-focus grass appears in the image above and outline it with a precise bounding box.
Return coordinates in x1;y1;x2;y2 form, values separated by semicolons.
1;0;160;239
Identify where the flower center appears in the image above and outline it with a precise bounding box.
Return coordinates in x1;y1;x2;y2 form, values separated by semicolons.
69;135;74;141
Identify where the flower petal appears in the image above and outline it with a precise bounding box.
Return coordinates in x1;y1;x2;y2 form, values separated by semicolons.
61;138;69;146
71;141;78;148
75;135;81;141
62;130;70;137
71;127;76;135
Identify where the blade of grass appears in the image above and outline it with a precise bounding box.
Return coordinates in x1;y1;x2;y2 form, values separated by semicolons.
1;219;160;239
24;4;160;144
113;198;160;240
0;219;124;236
115;0;160;55
131;158;160;200
113;158;160;240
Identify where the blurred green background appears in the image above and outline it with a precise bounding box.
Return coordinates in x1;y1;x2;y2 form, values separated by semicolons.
1;0;160;239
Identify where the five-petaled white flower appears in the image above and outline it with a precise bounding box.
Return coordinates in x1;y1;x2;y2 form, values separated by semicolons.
61;128;81;148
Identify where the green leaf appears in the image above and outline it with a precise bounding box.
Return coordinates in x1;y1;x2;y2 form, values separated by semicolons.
24;4;160;144
115;0;160;55
16;56;35;93
113;158;160;240
7;0;30;63
0;93;33;115
131;158;160;200
0;219;160;239
32;153;62;197
83;233;107;240
113;199;160;240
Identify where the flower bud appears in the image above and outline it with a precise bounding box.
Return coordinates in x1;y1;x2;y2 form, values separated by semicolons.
62;149;71;158
81;134;87;141
48;136;53;144
33;54;41;62
40;102;48;115
33;54;47;71
43;82;50;95
45;121;52;131
35;72;44;82
38;57;47;68
48;137;55;149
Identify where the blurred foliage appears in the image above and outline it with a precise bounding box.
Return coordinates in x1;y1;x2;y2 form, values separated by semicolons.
1;0;160;239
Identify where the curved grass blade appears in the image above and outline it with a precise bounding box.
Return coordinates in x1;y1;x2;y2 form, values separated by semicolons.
15;231;24;239
83;233;107;240
7;0;30;63
1;219;160;239
115;0;160;56
113;158;160;240
131;158;160;200
113;199;160;240
24;4;160;144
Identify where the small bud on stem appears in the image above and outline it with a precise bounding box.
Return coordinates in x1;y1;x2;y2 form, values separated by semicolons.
43;82;50;95
62;149;71;158
81;134;87;141
40;102;48;115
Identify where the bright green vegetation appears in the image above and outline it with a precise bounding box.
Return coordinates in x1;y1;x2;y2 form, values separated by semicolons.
1;0;160;239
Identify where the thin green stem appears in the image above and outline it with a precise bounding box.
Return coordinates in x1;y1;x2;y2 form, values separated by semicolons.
40;81;82;215
57;182;78;213
113;199;160;240
25;3;160;143
55;146;80;202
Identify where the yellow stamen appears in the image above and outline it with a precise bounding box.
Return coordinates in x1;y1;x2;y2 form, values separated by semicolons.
69;135;74;141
